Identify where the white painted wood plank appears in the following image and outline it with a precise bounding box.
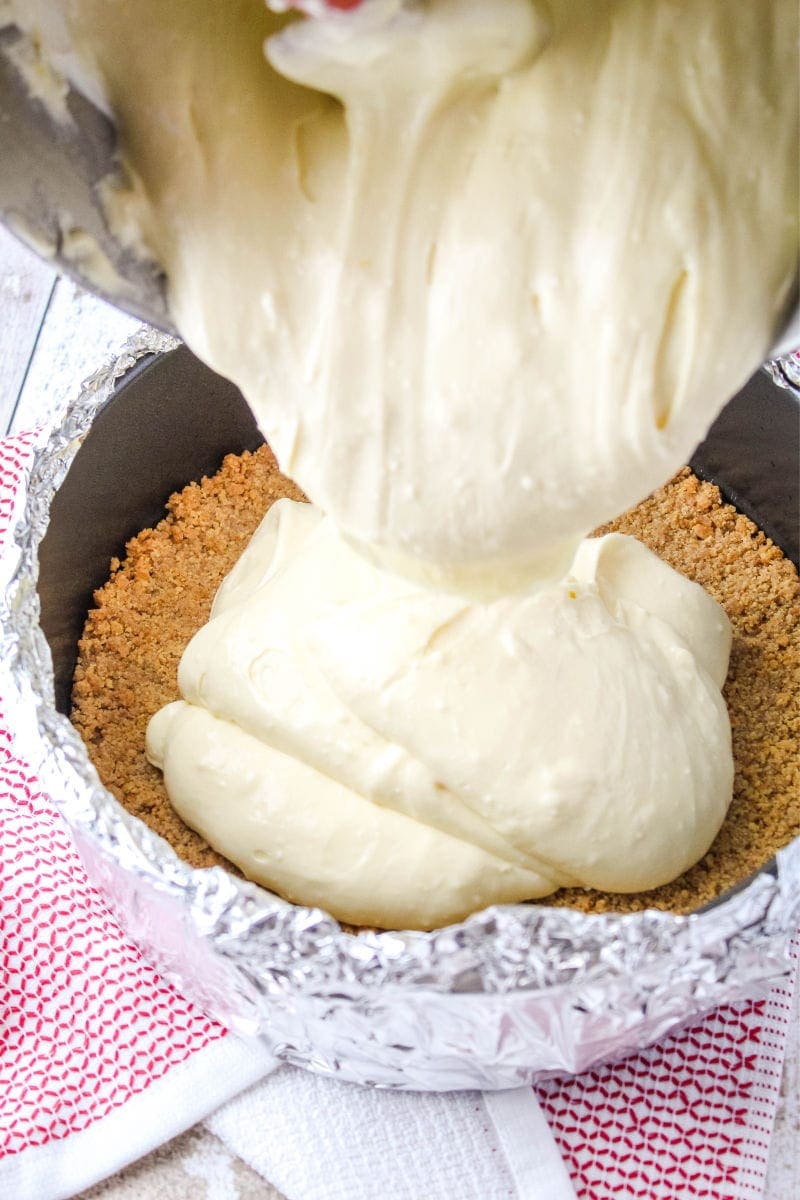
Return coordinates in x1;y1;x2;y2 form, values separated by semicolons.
11;272;140;434
0;224;57;434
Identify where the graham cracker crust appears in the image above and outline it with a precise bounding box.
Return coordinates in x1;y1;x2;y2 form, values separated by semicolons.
71;450;800;921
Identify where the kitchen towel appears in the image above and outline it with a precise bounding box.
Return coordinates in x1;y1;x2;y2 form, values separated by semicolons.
0;425;796;1200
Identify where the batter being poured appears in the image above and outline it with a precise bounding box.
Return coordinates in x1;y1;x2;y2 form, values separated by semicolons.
11;0;798;926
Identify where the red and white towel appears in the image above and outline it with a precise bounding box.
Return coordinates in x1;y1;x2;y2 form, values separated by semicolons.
1;427;796;1200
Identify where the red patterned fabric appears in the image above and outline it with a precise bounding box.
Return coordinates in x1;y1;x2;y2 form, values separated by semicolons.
536;975;795;1200
0;431;36;530
0;430;224;1158
0;747;222;1157
0;427;794;1198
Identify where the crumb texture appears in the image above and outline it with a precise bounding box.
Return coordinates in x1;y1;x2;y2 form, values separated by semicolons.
72;459;799;918
72;445;304;874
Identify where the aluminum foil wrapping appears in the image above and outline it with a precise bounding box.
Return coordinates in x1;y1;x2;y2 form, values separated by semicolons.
3;326;800;1091
766;346;800;394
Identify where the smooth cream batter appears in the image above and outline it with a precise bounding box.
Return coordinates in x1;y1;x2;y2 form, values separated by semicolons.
146;506;733;929
8;0;797;926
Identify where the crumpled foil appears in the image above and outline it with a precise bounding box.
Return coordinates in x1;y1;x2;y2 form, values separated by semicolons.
3;326;800;1090
766;346;800;394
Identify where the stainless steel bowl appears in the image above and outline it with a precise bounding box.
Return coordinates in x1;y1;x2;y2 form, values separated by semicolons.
0;22;172;330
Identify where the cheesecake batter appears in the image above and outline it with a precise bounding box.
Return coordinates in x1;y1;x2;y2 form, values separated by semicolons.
146;506;733;929
8;0;797;925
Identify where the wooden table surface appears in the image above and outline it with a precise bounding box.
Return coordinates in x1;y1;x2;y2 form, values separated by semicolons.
1;223;797;1199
